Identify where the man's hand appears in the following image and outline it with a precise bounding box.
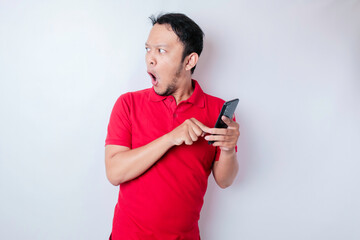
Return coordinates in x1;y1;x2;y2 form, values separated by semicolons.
205;116;240;151
166;118;210;146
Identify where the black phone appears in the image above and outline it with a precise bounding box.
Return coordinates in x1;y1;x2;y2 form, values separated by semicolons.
208;98;239;145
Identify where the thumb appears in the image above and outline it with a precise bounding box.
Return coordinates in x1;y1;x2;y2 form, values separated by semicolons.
221;115;231;125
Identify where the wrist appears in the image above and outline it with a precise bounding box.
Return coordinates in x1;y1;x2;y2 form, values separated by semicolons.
220;147;236;155
163;133;176;148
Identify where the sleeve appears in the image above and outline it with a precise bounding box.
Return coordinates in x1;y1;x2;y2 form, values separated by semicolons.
105;93;132;148
214;115;238;161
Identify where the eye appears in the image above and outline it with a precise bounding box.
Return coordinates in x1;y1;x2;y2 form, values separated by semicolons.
159;49;166;53
145;47;150;52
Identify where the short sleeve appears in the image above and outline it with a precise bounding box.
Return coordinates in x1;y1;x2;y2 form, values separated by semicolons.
214;114;238;161
105;94;132;148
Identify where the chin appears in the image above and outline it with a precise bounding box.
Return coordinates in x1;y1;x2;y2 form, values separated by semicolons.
155;90;167;96
153;87;164;96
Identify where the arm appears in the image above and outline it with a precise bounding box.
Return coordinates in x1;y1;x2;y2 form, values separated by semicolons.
105;135;173;186
212;148;239;189
105;118;208;186
205;116;240;189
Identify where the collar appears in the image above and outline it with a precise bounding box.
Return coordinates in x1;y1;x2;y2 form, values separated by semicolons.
148;79;205;108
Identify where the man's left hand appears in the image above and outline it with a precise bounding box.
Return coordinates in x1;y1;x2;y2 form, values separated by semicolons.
204;116;240;151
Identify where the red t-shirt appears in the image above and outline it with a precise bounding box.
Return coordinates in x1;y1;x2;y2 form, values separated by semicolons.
105;80;226;239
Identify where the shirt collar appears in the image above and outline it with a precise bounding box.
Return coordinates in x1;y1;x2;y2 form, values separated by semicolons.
148;79;205;108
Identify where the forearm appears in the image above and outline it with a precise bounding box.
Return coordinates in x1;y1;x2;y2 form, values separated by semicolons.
106;117;215;186
212;149;239;188
106;134;173;185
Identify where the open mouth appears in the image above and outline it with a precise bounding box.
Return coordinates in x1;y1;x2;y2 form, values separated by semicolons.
147;71;158;86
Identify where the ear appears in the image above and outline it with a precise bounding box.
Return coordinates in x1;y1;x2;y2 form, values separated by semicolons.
184;53;199;71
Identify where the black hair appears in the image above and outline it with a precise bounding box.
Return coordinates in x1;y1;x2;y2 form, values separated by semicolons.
149;13;204;74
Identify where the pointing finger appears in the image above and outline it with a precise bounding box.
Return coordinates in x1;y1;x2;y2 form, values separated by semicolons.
191;118;212;134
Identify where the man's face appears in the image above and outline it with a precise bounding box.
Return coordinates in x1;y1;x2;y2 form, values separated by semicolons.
145;23;186;96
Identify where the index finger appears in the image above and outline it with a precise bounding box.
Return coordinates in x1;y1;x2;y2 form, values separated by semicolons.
190;118;212;134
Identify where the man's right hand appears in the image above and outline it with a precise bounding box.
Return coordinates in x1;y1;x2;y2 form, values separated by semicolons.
166;118;210;146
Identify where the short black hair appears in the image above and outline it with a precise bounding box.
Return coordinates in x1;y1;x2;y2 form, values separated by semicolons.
149;13;204;74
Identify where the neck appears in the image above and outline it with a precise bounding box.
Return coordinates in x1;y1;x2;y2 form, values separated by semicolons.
172;77;194;104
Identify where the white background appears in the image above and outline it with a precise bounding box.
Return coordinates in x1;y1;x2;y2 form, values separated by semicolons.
1;0;359;239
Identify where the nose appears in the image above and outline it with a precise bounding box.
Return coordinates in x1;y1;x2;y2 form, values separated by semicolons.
146;52;156;66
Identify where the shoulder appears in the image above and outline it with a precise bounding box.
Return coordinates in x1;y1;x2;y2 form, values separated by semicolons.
116;88;152;104
111;88;152;114
195;81;224;106
203;92;225;109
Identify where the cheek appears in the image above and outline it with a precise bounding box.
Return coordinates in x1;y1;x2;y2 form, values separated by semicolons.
157;53;183;76
160;59;177;74
162;56;174;66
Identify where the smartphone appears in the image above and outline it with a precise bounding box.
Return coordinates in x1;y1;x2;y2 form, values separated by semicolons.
208;98;239;145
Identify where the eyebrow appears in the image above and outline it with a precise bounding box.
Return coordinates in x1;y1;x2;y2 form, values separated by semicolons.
145;43;169;48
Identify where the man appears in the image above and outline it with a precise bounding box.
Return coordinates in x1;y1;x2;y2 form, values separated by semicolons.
105;13;240;239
